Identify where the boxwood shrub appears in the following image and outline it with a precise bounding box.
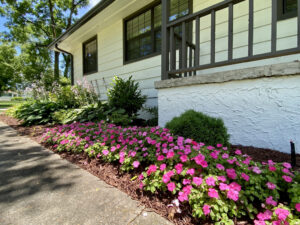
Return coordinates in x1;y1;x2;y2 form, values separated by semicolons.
165;110;230;146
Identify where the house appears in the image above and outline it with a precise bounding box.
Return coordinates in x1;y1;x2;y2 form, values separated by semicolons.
49;0;300;154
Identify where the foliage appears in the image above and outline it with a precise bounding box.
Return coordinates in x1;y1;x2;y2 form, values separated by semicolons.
166;110;230;147
0;101;18;109
15;101;60;126
0;43;21;93
107;76;146;117
144;106;158;126
41;122;300;224
106;109;133;126
11;97;25;101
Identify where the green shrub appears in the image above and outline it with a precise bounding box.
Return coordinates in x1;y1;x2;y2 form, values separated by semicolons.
144;106;158;126
107;76;146;117
166;110;230;146
15;101;60;126
11;97;24;101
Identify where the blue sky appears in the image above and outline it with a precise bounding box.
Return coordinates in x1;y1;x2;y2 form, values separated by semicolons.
0;0;101;34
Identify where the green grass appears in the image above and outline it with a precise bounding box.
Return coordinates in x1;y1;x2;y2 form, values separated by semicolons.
0;101;18;109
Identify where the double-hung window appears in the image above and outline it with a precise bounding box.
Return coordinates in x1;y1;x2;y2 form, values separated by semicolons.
83;36;98;75
124;0;192;63
278;0;297;20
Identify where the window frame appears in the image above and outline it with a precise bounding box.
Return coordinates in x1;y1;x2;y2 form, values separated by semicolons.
123;0;193;65
278;0;297;21
82;35;98;76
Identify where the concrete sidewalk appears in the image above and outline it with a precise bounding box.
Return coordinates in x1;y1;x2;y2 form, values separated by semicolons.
0;121;172;225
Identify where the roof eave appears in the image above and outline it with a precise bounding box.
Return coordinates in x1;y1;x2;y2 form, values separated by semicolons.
48;0;115;50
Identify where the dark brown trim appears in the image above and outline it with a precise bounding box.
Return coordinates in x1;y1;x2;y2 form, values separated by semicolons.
82;35;98;76
54;44;74;85
278;0;297;21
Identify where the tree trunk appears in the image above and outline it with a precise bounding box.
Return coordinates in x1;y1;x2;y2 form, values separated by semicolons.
63;54;70;78
54;51;60;80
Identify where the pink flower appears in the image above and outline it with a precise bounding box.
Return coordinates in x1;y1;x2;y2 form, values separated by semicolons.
227;189;239;201
226;168;237;179
282;175;292;183
219;183;229;191
235;149;242;155
166;151;174;159
133;161;140;168
180;155;188;163
183;179;191;185
217;143;223;148
254;220;266;225
295;203;300;212
186;168;195;176
167;182;176;192
241;173;250;181
162;171;174;183
157;155;165;161
283;162;291;169
216;164;225;170
160;164;166;171
257;210;272;221
147;165;157;176
222;153;229;159
178;191;188;202
266;182;276;190
208;188;219;199
205;177;216;186
193;177;203;186
266;196;277;207
229;182;241;192
269;166;276;172
210;151;219;159
203;204;211;216
194;154;205;165
102;149;109;156
139;174;144;180
175;163;183;174
253;166;262;174
274;208;290;221
218;176;227;182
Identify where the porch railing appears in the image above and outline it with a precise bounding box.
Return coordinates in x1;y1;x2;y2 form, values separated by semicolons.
161;0;300;80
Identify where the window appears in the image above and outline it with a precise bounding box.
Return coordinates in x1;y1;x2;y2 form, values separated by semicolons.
124;0;192;63
278;0;297;20
83;36;98;75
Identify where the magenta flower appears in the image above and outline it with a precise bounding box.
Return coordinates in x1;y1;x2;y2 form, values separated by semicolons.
266;182;276;190
205;177;216;186
266;196;277;207
229;182;241;192
274;208;290;221
192;177;202;186
218;176;227;182
269;166;276;172
194;154;205;165
208;188;219;199
175;163;183;174
139;173;144;180
254;220;266;225
219;183;229;191
226;168;237;179
235;149;242;155
147;165;157;176
222;153;229;159
282;175;292;183
160;163;166;171
227;189;239;201
102;149;109;156
241;173;250;181
178;191;188;202
180;155;189;163
183;179;191;185
282;162;291;169
216;164;225;171
295;203;300;212
157;155;165;161
133;161;140;168
203;204;211;216
166;151;175;159
162;171;174;183
167;182;176;192
253;166;262;174
186;168;195;176
257;210;272;221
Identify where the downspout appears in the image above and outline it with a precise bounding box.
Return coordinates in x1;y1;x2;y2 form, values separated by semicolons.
55;43;74;85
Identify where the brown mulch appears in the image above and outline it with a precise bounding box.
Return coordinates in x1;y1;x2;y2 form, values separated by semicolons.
0;113;299;224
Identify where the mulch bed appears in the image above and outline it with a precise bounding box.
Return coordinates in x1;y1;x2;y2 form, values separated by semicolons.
1;113;299;225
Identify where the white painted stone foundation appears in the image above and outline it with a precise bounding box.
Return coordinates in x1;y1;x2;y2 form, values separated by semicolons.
155;63;300;153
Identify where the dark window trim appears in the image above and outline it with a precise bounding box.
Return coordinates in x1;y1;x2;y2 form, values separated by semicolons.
82;35;98;76
278;0;297;21
123;0;193;65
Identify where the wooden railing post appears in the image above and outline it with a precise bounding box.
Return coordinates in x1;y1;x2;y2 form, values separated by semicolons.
161;0;169;80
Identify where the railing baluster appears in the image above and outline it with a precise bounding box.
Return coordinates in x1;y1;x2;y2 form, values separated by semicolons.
170;26;176;71
271;0;277;53
179;37;183;77
161;0;169;80
211;10;216;64
182;21;187;77
298;0;300;48
248;0;254;56
189;47;193;76
228;3;233;61
194;16;200;75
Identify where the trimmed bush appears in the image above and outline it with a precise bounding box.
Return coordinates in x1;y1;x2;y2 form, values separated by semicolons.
166;110;230;146
107;76;146;117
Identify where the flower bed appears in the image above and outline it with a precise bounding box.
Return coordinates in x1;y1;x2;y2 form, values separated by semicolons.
42;121;300;224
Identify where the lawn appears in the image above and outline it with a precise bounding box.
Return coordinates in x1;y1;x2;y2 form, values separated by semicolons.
0;101;18;109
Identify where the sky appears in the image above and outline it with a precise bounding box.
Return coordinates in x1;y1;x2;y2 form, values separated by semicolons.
0;0;101;35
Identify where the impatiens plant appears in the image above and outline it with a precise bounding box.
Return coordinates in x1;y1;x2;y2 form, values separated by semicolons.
41;122;300;224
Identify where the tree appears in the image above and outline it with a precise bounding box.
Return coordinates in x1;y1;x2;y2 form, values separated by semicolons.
0;0;89;80
0;43;21;93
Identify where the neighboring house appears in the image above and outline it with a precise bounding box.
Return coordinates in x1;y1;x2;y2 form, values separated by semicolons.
49;0;300;153
0;91;18;101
